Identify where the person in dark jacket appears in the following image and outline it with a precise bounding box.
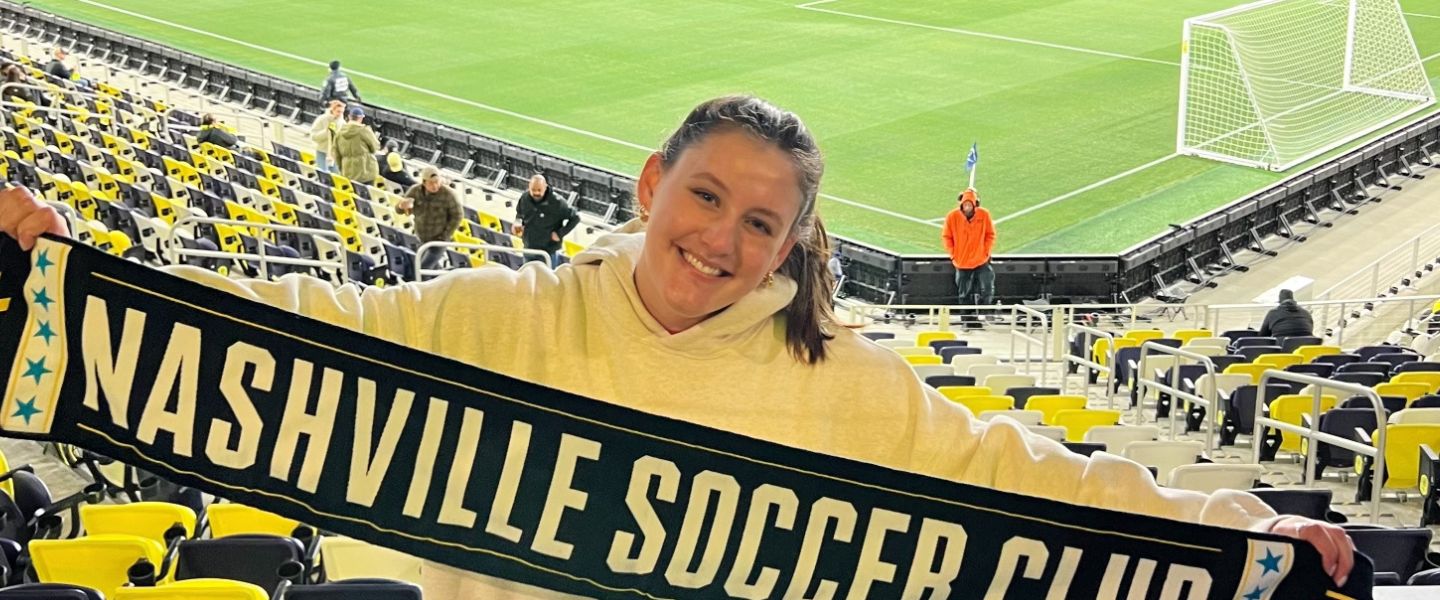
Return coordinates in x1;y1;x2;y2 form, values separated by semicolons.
513;174;578;266
44;47;73;82
1259;289;1314;338
196;113;239;149
377;140;416;188
320;60;361;103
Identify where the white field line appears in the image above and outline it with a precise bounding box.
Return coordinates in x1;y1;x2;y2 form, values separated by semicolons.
71;0;944;227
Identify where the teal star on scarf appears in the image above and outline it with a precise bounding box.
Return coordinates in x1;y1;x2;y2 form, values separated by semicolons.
1244;585;1267;600
1257;549;1283;576
11;397;41;425
21;356;50;384
34;249;53;275
33;321;55;345
31;287;53;311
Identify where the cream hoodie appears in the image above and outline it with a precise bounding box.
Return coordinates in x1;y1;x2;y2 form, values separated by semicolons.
168;231;1279;599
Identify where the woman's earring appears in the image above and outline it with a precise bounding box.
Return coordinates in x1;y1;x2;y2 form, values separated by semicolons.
639;206;650;223
762;271;775;288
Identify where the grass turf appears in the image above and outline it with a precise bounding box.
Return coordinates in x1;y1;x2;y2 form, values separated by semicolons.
22;0;1440;254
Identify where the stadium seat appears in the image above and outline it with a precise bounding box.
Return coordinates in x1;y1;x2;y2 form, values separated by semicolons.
979;410;1043;426
175;535;306;595
30;535;166;597
1412;395;1440;409
903;355;942;366
966;364;1015;381
1294;345;1344;363
1062;442;1106;457
1123;441;1204;485
205;504;302;538
1004;386;1060;410
1373;352;1421;370
1025;395;1088;425
1122;330;1163;343
939;346;982;363
1344;527;1434;583
923;375;976;389
1083;425;1159;454
1224;363;1272;384
1356;345;1412;361
911;365;954;381
1025;426;1066;441
927;340;967;353
936;386;992;401
1052;409;1122;442
1232;337;1279;350
860;332;894;342
875;339;911;349
953;395;1013;416
1237;346;1285;362
1339;395;1407;415
79;502;196;545
1314;354;1363;368
892;346;933;356
1267;394;1338;453
1167;464;1263;493
1395;361;1440;374
1284;363;1334;378
1391;372;1440;393
1278;336;1324;353
317;538;423;585
1171;329;1212;346
980;374;1036;394
1355;424;1440;499
1332;372;1386;388
915;332;956;347
1390;408;1440;425
1374;382;1430;403
1314;408;1381;480
1248;488;1341;522
113;579;268;600
1254;353;1304;370
0;584;104;600
949;354;998;374
1186;337;1231;349
283;579;423;600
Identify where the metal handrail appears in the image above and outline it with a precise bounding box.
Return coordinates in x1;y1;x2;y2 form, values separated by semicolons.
1133;342;1219;449
1;82;162;122
1009;304;1051;385
415;241;552;281
1062;324;1117;410
1315;220;1440;301
168;217;347;282
163;107;274;148
1252;370;1387;522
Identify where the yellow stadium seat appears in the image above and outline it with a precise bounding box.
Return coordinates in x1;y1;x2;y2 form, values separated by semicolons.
1359;424;1440;490
1391;372;1440;394
916;332;957;348
114;579;268;600
255;177;282;199
207;504;302;538
476;211;504;232
1294;345;1344;363
332;205;360;230
150;196;180;225
331;174;356;195
333;188;358;211
31;534;167;596
1223;363;1272;384
954;395;1014;415
1268;394;1337;453
161;156;200;187
1053;409;1122;442
1172;329;1212;346
1123;330;1164;343
1026;395;1089;425
334;223;364;253
1375;382;1431;403
563;239;586;258
1091;337;1138;368
0;449;13;499
212;223;246;254
267;199;299;225
904;355;943;366
1254;354;1303;370
81;502;197;545
936;386;992;401
106;231;135;257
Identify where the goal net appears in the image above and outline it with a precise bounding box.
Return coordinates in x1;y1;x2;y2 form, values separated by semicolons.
1177;0;1434;171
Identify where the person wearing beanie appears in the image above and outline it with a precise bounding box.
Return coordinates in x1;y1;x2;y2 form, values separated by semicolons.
942;187;997;307
320;59;361;103
377;140;416;188
399;166;462;272
1260;288;1314;338
330;105;381;184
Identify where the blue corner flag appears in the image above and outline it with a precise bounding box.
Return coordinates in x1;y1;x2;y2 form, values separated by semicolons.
965;142;979;188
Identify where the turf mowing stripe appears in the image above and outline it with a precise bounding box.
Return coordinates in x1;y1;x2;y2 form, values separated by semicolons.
795;2;1180;67
71;0;944;229
993;154;1180;225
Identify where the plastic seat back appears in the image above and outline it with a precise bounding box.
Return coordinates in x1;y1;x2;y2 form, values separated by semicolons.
954;395;1014;416
80;502;196;545
1052;409;1122;442
30;535;165;597
1269;394;1338;452
1026;395;1088;425
113;579;268;600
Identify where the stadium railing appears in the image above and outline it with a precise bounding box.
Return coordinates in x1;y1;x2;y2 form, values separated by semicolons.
1252;370;1388;522
414;241;550;281
1133;342;1221;450
168;217;348;282
1060;323;1118;409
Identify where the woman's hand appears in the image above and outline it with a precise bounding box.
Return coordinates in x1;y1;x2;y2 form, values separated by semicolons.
0;187;69;250
1269;515;1354;586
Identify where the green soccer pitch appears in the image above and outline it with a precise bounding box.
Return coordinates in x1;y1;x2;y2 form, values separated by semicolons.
23;0;1440;254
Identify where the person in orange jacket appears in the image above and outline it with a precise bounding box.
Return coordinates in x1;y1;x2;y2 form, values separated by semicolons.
942;188;996;306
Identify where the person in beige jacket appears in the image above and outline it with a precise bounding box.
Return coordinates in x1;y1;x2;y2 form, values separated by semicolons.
308;99;345;173
0;96;1354;599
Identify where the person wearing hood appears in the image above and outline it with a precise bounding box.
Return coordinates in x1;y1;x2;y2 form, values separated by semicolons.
0;95;1356;599
1260;288;1314;338
331;105;381;185
320;59;361;103
942;187;996;307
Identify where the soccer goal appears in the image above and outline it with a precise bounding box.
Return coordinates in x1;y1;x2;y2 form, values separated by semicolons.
1177;0;1434;171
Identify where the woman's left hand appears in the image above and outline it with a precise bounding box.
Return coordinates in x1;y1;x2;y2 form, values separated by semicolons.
1268;515;1354;586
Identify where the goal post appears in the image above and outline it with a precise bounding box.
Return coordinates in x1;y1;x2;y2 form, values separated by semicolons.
1177;0;1434;171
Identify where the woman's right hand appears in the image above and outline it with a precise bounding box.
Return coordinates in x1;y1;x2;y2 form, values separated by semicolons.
0;186;69;250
